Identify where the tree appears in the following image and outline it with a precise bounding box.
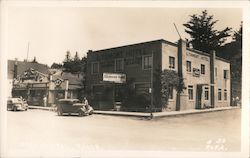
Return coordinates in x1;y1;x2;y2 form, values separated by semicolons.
32;57;37;63
51;62;63;69
74;52;80;62
161;69;185;108
64;51;72;62
233;23;242;47
183;10;232;53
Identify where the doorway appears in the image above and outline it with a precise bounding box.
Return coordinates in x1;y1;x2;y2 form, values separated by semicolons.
196;85;203;109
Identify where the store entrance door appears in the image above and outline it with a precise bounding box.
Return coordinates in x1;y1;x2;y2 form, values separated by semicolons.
196;85;203;109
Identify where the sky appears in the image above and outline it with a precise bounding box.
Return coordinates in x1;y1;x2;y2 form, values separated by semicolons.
7;7;242;66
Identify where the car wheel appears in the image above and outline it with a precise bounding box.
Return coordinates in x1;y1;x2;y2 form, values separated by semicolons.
57;108;62;116
89;110;94;115
78;110;84;117
13;106;17;111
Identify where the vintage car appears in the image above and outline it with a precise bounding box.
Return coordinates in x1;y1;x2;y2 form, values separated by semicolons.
7;97;28;111
56;99;94;116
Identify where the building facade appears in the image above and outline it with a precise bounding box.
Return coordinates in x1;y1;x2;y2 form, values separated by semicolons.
8;60;84;106
86;39;231;112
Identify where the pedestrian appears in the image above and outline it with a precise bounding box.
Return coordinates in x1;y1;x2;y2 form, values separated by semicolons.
43;95;47;107
83;97;89;111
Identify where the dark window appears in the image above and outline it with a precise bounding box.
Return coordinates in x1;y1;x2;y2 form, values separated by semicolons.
91;62;99;74
143;55;152;70
186;61;192;72
224;89;227;101
188;85;193;100
215;67;217;78
115;59;124;72
218;89;222;101
201;64;205;74
205;87;209;100
169;56;175;69
168;86;173;99
224;70;229;79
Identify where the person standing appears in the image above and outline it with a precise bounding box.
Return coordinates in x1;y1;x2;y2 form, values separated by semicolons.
83;97;89;110
43;95;47;107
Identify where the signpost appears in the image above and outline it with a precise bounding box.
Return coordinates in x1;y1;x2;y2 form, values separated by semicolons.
103;73;126;83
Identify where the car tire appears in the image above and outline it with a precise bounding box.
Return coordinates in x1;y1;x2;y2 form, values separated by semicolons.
78;110;84;117
57;108;62;116
13;106;17;111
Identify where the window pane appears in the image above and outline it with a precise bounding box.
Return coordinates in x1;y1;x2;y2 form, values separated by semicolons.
187;61;191;72
143;55;152;69
201;64;205;74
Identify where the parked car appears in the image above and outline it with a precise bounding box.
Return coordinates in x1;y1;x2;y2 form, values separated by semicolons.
56;99;94;116
7;97;28;111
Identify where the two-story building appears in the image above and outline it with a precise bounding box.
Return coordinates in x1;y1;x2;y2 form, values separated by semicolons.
86;39;231;112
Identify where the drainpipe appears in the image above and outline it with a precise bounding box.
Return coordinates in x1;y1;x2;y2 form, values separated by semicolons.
210;50;215;108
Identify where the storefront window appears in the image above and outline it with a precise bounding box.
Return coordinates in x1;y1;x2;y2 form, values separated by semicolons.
204;87;209;100
201;64;205;74
188;85;193;100
142;55;152;70
186;61;192;72
115;59;124;72
169;56;175;69
218;89;222;101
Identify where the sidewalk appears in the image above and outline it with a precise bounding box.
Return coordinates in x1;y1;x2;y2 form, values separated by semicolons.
28;105;240;119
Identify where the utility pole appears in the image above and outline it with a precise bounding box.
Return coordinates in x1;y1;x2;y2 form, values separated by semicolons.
150;51;154;113
174;23;182;39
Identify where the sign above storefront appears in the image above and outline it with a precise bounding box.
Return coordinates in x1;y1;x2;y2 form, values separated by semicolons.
103;73;126;83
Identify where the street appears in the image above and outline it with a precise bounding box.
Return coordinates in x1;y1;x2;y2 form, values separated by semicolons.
6;109;241;157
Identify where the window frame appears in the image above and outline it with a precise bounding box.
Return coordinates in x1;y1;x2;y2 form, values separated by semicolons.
115;58;124;72
218;88;222;101
186;61;192;72
142;55;153;70
91;62;99;74
201;64;205;75
188;85;194;100
168;86;174;100
224;89;227;101
224;70;229;79
204;87;209;100
169;56;175;69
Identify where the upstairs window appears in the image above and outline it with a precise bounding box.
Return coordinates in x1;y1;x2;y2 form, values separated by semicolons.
201;64;205;74
169;56;175;69
142;55;152;70
224;70;229;79
91;62;99;74
186;61;192;72
115;59;124;72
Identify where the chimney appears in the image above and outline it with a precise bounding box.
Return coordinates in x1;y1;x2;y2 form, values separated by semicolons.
176;39;187;111
210;50;216;108
177;39;187;78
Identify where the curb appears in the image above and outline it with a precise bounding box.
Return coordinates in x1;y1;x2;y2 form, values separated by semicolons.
28;105;240;119
152;107;240;119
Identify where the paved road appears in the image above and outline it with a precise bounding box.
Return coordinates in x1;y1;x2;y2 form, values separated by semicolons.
6;109;241;157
